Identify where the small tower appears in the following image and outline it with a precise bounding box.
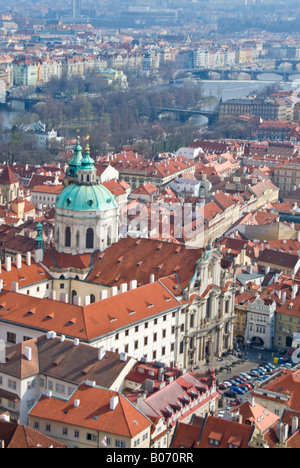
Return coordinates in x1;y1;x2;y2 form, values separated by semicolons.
65;136;83;186
77;140;97;185
35;221;45;252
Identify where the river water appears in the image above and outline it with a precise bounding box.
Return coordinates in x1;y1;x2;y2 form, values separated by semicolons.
1;73;300;129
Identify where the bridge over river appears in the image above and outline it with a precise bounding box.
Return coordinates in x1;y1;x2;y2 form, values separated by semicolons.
151;104;219;124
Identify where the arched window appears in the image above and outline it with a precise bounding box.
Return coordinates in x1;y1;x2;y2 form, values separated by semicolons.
65;227;71;247
90;294;96;304
72;290;77;303
86;228;94;249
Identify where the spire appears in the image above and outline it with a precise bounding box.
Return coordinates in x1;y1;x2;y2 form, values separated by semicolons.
77;137;97;185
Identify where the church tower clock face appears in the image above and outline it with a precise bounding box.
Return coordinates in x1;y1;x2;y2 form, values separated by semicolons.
54;139;119;255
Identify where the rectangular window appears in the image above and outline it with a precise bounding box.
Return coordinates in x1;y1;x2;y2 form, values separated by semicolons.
7;332;16;344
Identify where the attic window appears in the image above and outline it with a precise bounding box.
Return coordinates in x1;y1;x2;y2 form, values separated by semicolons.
137;261;143;266
53;356;64;366
118;256;124;263
45;313;54;320
157;264;163;271
67;318;77;325
26;311;35;316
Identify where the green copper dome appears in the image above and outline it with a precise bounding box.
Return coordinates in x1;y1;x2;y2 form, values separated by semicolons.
55;183;118;213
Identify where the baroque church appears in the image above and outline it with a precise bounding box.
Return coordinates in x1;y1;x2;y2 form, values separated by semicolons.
54;137;119;256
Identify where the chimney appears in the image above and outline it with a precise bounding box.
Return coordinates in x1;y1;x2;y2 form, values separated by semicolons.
150;274;155;283
26;252;31;266
276;422;289;443
110;395;119;411
60;292;68;303
83;295;90;306
100;290;108;300
24;346;32;361
1;413;10;422
130;279;137;290
73;296;81;306
292;416;299;435
0;279;3;293
11;282;19;293
111;286;118;297
120;283;127;293
16;254;22;270
5;257;11;272
35;249;44;263
47;331;56;340
282;291;287;305
120;352;127;362
74;399;80;408
50;290;56;300
73;338;79;346
85;380;96;387
98;347;106;360
60;335;65;343
292;284;298;300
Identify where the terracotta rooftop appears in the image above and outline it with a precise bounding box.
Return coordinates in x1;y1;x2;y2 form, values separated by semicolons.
86;237;205;290
29;382;152;438
0;419;66;448
171;415;254;448
0;280;182;341
0;166;19;185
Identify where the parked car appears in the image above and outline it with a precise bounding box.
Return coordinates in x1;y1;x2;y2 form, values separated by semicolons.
249;369;259;376
223;381;232;387
240;385;250;392
218;383;228;390
257;367;266;375
233;375;246;382
243;382;254;390
279;349;287;355
230;398;241;407
229;379;241;386
224;390;237;398
231;386;245;395
239;372;252;380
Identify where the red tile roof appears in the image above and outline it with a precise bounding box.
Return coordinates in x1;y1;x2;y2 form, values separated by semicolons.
86;238;205;290
29;383;152;438
0;166;19;185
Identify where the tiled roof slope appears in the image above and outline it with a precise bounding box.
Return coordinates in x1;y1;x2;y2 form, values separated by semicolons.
86;237;204;290
29;383;152;438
